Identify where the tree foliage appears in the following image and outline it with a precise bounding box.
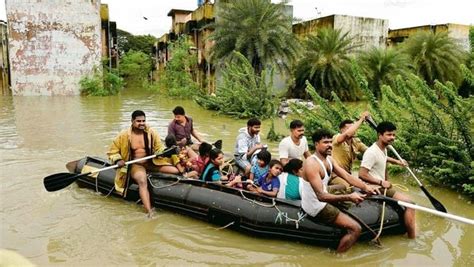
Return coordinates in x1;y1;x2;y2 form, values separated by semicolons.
80;67;124;96
295;63;474;197
117;29;156;56
209;0;300;75
292;28;358;100
155;37;199;98
119;50;153;82
358;47;411;98
402;31;467;86
458;27;474;97
195;51;277;119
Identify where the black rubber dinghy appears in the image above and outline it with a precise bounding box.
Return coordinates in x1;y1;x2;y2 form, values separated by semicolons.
71;156;406;248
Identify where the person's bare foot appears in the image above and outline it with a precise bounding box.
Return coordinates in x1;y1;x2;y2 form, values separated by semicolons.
146;208;156;219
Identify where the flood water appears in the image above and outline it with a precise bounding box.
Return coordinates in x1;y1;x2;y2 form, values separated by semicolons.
1;88;473;266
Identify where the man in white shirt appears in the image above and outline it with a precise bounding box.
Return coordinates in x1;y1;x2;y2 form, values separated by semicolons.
359;121;416;239
278;120;311;166
234;118;264;176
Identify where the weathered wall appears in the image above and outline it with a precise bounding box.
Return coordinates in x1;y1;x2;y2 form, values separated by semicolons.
293;15;388;50
388;24;470;51
6;0;102;95
445;24;470;51
293;16;335;39
334;15;388;50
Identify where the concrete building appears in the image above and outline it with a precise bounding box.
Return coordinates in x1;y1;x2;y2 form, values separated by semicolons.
0;20;10;95
388;23;471;51
293;14;389;50
155;0;293;93
6;0;103;95
101;4;119;69
155;4;215;92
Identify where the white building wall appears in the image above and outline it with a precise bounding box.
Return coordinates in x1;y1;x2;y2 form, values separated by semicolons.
6;0;102;95
334;15;389;50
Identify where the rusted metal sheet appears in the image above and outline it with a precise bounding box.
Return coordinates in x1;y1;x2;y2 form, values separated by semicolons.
6;0;102;95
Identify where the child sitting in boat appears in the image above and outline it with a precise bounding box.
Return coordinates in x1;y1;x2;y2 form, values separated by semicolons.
200;148;242;187
246;149;271;190
153;135;198;178
250;159;282;197
190;142;212;176
277;158;303;200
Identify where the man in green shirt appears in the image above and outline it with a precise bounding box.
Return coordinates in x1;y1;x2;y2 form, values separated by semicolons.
331;112;406;189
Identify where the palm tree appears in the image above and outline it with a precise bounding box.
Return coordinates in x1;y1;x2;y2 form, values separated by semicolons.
358;47;412;98
402;31;466;86
292;28;358;100
209;0;300;76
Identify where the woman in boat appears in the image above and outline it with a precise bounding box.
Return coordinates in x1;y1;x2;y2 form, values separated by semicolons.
277;158;303;200
201;148;242;187
190;142;212;176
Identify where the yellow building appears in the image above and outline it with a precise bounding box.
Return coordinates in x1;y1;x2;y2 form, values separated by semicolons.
388;23;470;51
0;20;10;95
155;3;215;92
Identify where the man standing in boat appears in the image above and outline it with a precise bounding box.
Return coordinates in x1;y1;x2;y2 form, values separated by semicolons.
168;106;203;151
234;118;264;177
278;119;311;166
108;110;164;218
358;121;416;239
302;129;379;253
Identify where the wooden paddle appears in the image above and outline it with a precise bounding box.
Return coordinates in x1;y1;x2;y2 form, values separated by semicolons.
369;196;472;225
43;146;177;192
365;117;447;212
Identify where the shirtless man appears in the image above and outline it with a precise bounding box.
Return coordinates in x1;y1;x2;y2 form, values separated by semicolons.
108;110;164;217
301;129;379;253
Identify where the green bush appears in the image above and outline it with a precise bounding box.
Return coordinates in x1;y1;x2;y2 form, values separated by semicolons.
155;37;199;98
80;67;123;96
195;51;278;119
295;63;474;197
119;50;153;82
267;119;284;142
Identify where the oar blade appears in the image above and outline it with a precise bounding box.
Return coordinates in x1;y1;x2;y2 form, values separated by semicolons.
420;186;447;213
43;172;85;192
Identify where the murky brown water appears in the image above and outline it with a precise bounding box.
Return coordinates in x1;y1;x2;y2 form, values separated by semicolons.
1;88;473;266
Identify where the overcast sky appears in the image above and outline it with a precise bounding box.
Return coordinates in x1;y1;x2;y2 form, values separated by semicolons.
1;0;473;37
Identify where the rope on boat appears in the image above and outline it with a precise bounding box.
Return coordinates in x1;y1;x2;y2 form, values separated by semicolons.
273;205;307;229
372;187;387;242
239;190;276;208
93;162;115;197
221;159;235;176
344;208;382;247
239;190;307;229
215;221;235;230
369;183;407;244
147;175;182;189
